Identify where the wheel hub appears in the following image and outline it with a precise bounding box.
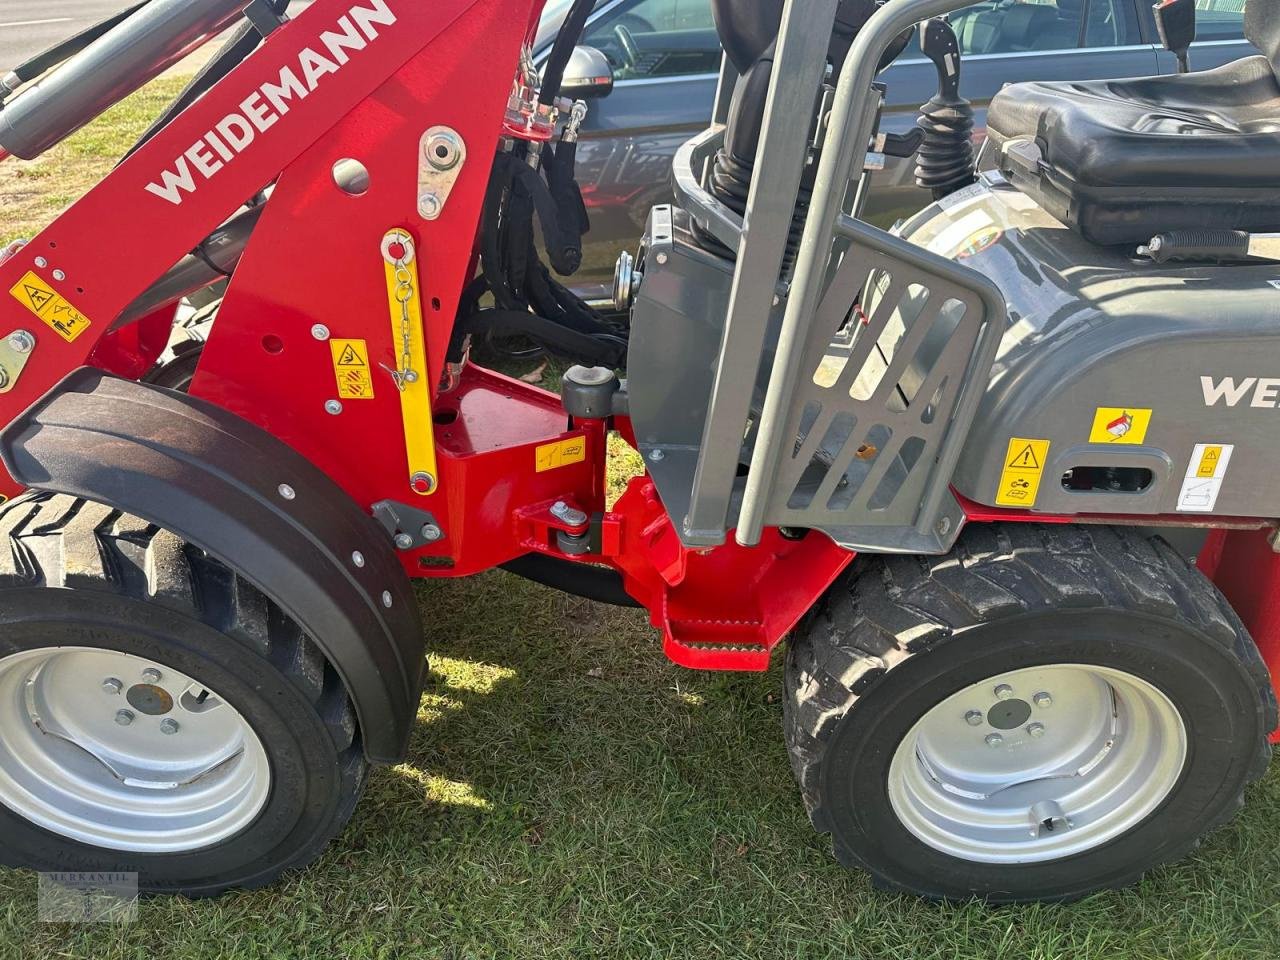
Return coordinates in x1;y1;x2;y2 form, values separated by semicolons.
0;647;271;852
887;663;1187;862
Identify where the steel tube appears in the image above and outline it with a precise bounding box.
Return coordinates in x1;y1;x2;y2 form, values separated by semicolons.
0;0;248;159
735;0;986;546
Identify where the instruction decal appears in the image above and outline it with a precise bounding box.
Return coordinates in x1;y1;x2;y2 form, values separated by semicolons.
1176;443;1234;513
995;437;1050;507
1088;407;1152;445
536;437;586;473
8;271;92;342
330;338;375;399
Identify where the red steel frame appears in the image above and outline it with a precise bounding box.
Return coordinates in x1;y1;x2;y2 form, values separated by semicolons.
0;0;1275;736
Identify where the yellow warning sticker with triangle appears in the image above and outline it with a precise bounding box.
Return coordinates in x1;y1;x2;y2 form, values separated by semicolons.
329;338;374;400
995;437;1051;507
8;271;92;343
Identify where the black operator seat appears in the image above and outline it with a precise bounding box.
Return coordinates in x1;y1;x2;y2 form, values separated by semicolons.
987;0;1280;246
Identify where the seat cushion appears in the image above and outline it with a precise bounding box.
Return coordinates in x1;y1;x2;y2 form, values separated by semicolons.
987;56;1280;244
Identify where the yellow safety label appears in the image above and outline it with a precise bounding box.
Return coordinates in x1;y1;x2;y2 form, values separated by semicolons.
1088;407;1152;445
995;437;1050;507
8;271;92;342
330;338;375;400
1195;445;1225;478
535;437;586;472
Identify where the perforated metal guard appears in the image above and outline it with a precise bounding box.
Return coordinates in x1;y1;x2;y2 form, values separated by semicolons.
759;220;1003;552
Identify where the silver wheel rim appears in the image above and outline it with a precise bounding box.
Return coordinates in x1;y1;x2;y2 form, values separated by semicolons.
887;664;1187;863
0;647;271;852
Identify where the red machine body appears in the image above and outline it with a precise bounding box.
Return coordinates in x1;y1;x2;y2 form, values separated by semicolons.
0;0;1274;741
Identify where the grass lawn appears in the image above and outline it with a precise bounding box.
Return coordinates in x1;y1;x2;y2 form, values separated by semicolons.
1;77;1278;960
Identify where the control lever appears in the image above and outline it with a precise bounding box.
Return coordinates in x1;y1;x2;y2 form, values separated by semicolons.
1153;0;1196;74
877;128;925;159
913;18;976;199
1138;230;1280;264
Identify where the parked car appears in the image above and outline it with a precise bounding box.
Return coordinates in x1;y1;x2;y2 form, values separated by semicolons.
535;0;1253;300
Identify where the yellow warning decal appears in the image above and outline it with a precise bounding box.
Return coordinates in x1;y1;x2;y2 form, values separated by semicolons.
1088;407;1152;445
536;437;586;473
996;437;1050;507
329;338;375;400
8;271;92;343
1195;444;1225;478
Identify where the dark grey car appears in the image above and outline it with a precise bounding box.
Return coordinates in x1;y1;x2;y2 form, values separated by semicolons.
535;0;1253;300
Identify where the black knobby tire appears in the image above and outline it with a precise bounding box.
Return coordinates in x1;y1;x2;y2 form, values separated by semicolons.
0;493;369;896
784;523;1277;903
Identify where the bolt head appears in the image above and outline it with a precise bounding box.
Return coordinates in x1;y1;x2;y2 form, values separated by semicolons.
115;709;135;727
278;483;296;501
52;269;66;282
102;677;123;695
1027;722;1046;738
351;551;365;568
964;709;984;727
394;533;413;550
994;683;1015;700
419;192;442;218
1033;692;1053;709
160;719;180;735
648;449;665;462
7;330;34;354
421;524;443;543
141;668;162;684
985;733;1003;747
311;324;330;341
655;252;669;265
381;590;393;608
34;256;48;268
325;399;343;416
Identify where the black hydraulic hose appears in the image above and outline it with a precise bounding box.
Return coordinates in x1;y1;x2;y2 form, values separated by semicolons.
538;0;596;106
511;155;583;276
457;309;626;367
2;1;151;98
500;554;641;608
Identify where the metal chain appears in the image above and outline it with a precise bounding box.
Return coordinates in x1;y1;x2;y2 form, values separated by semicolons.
389;254;420;392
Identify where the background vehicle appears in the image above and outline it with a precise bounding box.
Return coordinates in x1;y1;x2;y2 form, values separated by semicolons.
541;0;1254;299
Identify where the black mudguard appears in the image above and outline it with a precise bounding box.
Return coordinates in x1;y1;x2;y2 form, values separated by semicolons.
0;368;425;764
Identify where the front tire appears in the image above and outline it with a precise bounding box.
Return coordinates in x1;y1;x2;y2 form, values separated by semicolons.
0;493;368;896
784;523;1276;902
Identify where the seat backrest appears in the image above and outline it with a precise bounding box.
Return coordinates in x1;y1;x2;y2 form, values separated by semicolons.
1246;0;1280;77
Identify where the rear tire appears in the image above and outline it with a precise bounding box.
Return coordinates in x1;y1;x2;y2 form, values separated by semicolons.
784;523;1276;903
0;493;368;896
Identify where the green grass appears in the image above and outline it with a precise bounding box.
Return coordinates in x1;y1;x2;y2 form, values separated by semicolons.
1;74;1279;960
0;573;1276;959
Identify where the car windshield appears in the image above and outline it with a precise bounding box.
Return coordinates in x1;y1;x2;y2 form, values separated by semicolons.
535;0;579;51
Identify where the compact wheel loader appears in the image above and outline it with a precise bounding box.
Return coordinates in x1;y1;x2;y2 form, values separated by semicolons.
0;0;1275;903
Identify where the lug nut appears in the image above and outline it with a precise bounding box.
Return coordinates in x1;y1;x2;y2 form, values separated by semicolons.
994;683;1014;700
1033;691;1053;709
964;710;984;727
141;668;162;684
1027;722;1046;738
985;733;1004;748
102;677;123;695
115;710;135;727
160;719;180;735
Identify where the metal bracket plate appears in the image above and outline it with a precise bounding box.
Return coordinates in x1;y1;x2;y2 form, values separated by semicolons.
0;330;36;393
417;126;466;220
